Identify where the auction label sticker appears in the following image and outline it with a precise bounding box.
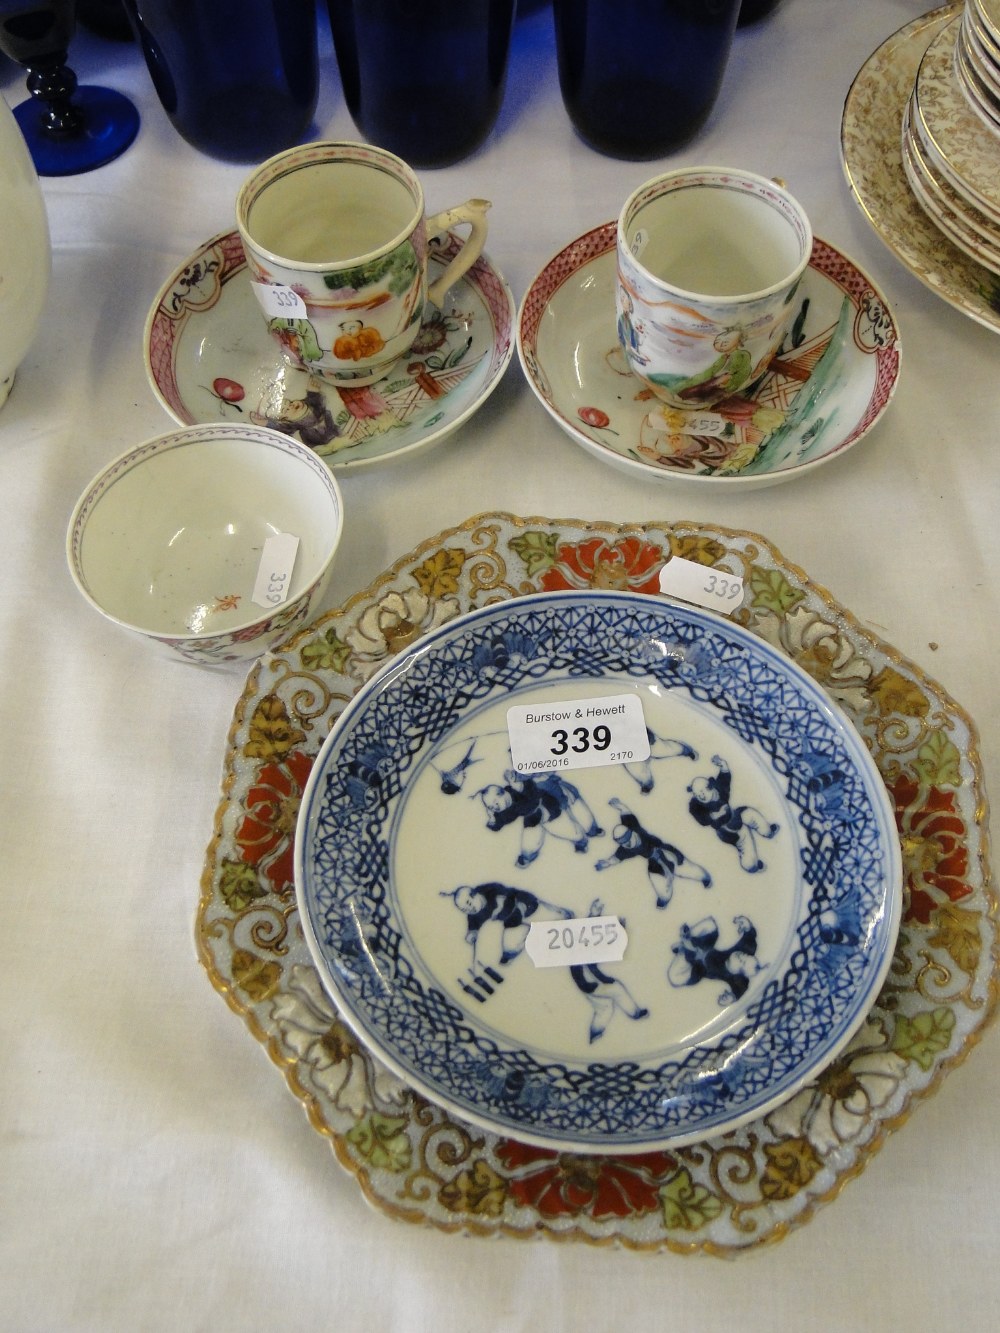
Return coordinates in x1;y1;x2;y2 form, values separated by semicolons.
659;556;744;614
252;532;299;609
250;281;307;320
525;915;629;969
507;692;650;776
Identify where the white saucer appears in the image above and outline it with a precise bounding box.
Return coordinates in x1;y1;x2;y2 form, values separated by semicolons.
145;230;515;471
516;225;900;489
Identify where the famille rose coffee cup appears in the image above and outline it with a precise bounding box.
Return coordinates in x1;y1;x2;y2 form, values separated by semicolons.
616;167;812;410
236;141;491;385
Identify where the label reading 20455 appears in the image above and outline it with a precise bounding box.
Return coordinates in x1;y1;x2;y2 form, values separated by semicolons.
507;692;650;776
524;915;629;969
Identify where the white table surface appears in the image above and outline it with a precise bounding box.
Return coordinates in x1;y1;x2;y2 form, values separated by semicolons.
4;2;999;1327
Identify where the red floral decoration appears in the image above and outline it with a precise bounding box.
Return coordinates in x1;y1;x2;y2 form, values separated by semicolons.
539;536;664;594
578;406;610;429
890;774;972;925
495;1141;676;1220
235;750;315;897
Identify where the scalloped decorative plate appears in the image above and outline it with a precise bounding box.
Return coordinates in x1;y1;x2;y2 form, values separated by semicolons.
198;514;995;1254
144;230;515;470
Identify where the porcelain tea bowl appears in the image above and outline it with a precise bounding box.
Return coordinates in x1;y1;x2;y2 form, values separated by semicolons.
67;423;345;665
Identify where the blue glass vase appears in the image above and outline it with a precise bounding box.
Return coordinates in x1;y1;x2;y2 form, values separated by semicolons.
121;0;319;162
553;0;741;160
738;0;783;24
326;0;517;168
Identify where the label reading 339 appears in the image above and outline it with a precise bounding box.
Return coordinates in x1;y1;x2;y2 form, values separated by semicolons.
250;281;307;320
507;692;650;776
251;532;299;609
658;556;745;614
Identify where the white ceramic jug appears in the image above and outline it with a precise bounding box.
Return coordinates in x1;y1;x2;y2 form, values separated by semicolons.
0;95;50;409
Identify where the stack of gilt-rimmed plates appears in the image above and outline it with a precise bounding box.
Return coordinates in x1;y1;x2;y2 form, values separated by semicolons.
956;0;1000;127
902;2;1000;275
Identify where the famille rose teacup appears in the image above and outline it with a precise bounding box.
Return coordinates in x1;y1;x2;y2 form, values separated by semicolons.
616;167;812;410
236;141;491;386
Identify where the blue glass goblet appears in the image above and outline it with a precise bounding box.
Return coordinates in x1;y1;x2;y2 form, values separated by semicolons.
0;0;139;175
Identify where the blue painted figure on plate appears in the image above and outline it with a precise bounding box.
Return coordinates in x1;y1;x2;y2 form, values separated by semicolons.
475;769;604;867
622;728;698;794
442;880;572;967
687;755;779;872
668;915;764;1005
594;797;712;908
432;738;482;794
570;901;649;1043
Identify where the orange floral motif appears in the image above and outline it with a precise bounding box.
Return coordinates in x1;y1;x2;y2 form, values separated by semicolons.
236;749;315;897
538;536;665;594
495;1142;676;1219
890;773;972;925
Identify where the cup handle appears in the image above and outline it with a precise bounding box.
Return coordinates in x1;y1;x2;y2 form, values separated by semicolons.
424;199;491;307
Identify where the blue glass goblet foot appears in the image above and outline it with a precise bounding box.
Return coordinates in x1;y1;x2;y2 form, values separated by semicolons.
1;1;140;175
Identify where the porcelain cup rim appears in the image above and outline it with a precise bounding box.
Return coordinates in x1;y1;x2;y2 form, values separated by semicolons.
236;139;426;274
616;165;813;306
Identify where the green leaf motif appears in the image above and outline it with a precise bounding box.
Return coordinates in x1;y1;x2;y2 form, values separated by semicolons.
218;859;266;913
300;627;352;674
748;565;805;616
325;246;419;297
913;730;962;789
891;1008;956;1070
510;530;561;578
345;1113;412;1172
659;1167;724;1232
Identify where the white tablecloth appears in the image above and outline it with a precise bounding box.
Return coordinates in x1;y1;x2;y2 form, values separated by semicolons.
4;2;999;1327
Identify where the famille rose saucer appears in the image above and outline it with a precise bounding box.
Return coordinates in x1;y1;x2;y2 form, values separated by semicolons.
516;226;900;489
144;230;515;470
295;588;901;1153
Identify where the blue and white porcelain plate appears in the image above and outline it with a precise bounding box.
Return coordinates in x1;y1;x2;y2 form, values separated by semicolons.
295;590;902;1152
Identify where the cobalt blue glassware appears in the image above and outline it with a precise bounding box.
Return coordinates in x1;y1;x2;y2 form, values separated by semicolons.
76;0;133;41
738;0;784;24
120;0;318;162
552;0;742;160
326;0;517;168
0;0;139;175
